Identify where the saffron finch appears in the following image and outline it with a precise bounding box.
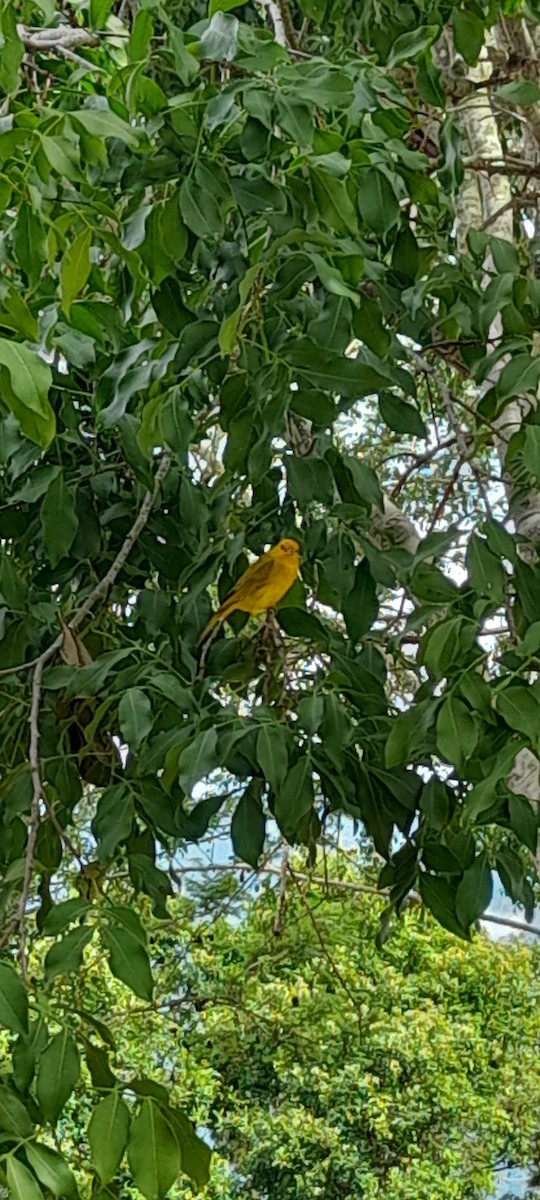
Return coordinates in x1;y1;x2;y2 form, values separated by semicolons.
198;538;299;643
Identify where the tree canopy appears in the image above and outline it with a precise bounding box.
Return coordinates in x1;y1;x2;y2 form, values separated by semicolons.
1;0;540;1193
14;867;540;1200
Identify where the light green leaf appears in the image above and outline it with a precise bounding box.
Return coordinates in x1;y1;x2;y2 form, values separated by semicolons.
70;108;141;148
118;688;154;750
0;339;54;449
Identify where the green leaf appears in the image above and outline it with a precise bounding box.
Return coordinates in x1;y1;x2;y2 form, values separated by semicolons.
496;79;540;105
343;560;378;644
0;1084;34;1137
42;899;90;936
483;517;516;563
523;425;540;483
180;171;225;238
210;0;247;12
419;873;468;939
452;8;485;64
164;1108;211;1187
102;925;154;1001
422;616;476;677
198;12;239;61
161;392;195;456
127;1099;180;1200
60;229;92;315
231;174;287;214
25;1143;77;1199
36;1030;80;1125
177;728;218;794
0;339;54;449
92;784;135;863
496;685;540;741
455;852;492;927
0;8;23;92
386;24;439;66
88;1092;130;1185
274;758;314;840
286;340;388;397
231;787;266;869
257;726;289;794
357;169;399;236
0;964;28;1035
118;688;154;750
466;534;505;603
70;108;141;148
436;697;477;770
40;471;79;568
508;793;537;852
6;1157;44;1200
45;926;94;981
379;394;426;438
286;457;335;506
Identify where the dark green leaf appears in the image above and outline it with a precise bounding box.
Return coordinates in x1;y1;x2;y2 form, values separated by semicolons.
0;963;28;1035
40;471;79;568
357;169;399;236
127;1099;180;1200
257;726;288;793
118;688;154;750
342;560;378;644
436;697;477;769
36;1030;80;1125
274;758;314;839
6;1157;44;1200
379;394;427;438
231;787;266;868
88;1092;130;1185
508;793;538;852
102;925;154;1001
455;852;492;927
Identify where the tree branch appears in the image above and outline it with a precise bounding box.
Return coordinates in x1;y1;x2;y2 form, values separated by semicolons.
17;25;99;54
11;454;172;964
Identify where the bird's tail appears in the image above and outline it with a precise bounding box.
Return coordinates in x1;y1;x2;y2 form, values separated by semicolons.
197;604;232;646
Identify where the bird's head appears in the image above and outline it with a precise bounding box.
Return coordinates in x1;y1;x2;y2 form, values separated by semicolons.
278;538;299;558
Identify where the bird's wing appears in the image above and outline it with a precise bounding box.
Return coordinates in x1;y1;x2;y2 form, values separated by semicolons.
226;556;274;603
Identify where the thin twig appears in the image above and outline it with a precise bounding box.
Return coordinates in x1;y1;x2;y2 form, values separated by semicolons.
12;455;171;966
19;657;46;981
171;861;540;939
0;454;171;679
288;865;363;1030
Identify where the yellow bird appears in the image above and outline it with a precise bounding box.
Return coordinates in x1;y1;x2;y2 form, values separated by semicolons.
198;538;300;644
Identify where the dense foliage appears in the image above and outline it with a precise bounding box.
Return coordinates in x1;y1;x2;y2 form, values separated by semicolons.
12;871;540;1200
1;0;540;1193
